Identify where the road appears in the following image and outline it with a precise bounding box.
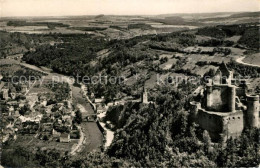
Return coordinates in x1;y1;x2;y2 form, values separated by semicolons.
236;56;260;68
70;126;84;155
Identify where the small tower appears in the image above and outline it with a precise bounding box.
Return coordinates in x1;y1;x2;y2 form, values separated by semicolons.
2;88;9;100
190;101;201;121
228;85;236;112
142;87;148;104
246;95;259;128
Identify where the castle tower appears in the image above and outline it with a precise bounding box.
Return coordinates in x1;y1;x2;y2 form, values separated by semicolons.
206;84;213;110
228;86;236;112
190;101;201;121
246;95;259;128
142;87;148;104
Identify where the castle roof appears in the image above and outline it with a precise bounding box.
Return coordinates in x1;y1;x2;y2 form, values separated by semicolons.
219;62;231;77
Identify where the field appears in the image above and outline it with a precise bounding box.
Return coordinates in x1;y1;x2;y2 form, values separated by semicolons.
243;53;260;66
1;12;259;39
6;134;76;153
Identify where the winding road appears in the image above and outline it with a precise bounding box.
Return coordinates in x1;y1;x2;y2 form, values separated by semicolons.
236;56;260;68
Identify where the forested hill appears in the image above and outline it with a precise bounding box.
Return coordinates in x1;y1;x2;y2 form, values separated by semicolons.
21;23;259;77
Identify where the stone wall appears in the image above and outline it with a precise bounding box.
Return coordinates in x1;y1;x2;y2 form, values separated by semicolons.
223;111;244;138
206;85;235;112
197;109;225;141
196;109;244;141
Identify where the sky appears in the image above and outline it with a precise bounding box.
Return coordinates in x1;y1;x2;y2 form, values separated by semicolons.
1;0;259;17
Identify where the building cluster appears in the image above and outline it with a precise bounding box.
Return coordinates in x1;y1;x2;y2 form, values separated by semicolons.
190;63;259;142
0;78;79;143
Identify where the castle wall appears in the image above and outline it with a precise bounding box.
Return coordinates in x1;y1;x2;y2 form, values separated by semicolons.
236;87;246;98
197;109;225;141
206;85;235;112
224;111;244;138
196;109;244;142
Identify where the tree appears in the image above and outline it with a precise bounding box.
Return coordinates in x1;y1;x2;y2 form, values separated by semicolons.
19;104;30;115
74;110;82;124
202;130;211;153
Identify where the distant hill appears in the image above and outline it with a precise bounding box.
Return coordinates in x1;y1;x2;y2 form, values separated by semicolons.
95;14;105;19
229;12;260;18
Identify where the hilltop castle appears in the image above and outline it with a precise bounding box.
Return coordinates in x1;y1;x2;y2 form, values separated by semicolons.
190;63;259;142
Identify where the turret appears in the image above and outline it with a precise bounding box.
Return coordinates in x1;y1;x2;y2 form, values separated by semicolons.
228;86;236;112
206;85;212;109
246;95;259;128
190;101;201;121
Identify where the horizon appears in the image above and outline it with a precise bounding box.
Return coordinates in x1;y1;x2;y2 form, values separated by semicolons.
1;10;260;18
1;0;259;17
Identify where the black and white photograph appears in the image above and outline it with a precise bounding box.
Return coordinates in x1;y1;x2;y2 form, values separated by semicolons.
0;0;259;167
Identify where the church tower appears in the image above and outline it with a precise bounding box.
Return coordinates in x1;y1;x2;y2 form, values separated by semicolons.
142;87;148;104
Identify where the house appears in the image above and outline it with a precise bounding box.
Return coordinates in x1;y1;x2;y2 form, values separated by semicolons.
60;133;71;143
26;93;39;108
0;81;5;91
7;101;18;106
8;106;14;116
41;123;53;133
19;103;25;108
95;97;105;104
2;88;9;100
52;129;61;138
96;104;106;114
14;110;20;117
9;85;17;100
20;84;28;94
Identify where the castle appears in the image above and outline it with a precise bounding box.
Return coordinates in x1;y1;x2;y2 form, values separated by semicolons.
190;63;259;142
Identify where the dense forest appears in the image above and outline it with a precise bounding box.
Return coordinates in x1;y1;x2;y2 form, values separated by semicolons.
7;21;69;29
0;31;61;57
197;23;259;49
